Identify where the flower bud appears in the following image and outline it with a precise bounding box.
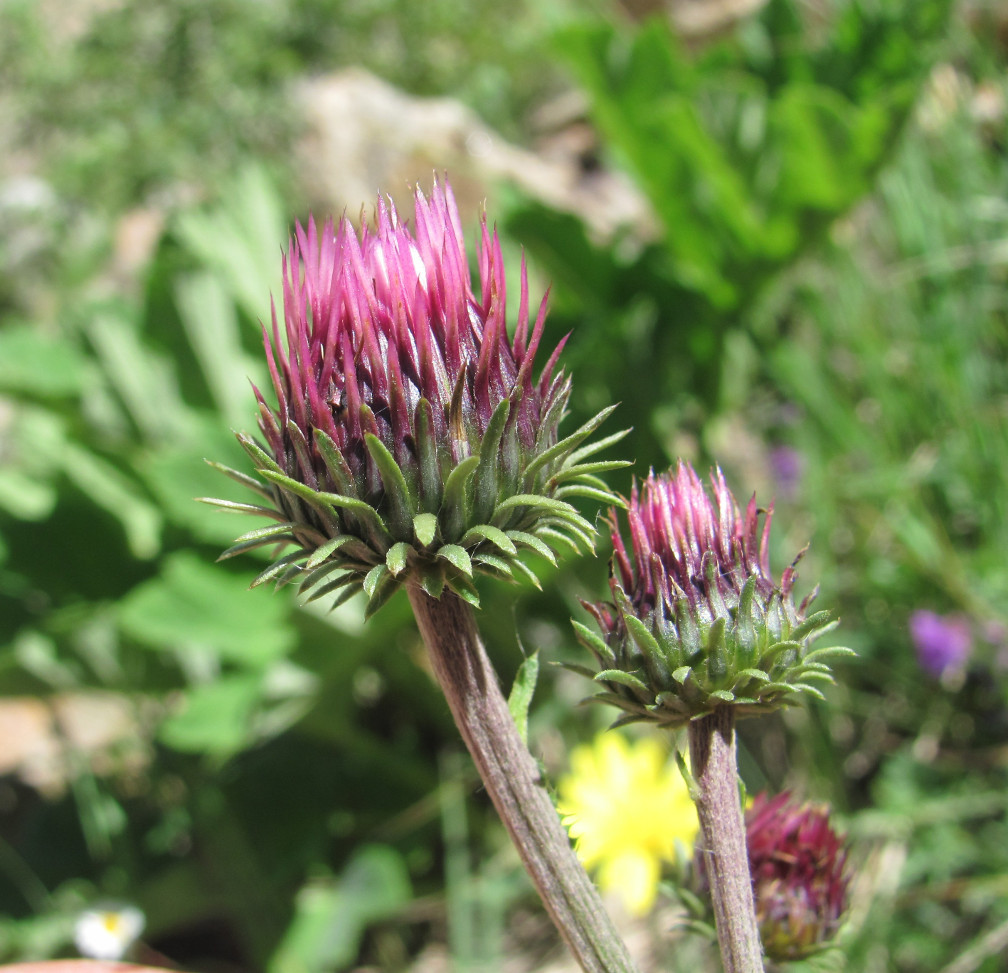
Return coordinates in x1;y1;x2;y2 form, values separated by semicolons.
573;462;851;726
746;792;850;960
205;181;627;613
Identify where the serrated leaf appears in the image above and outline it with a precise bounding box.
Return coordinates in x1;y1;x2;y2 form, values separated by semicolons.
436;544;473;577
386;541;412;577
413;512;438;548
461;523;518;556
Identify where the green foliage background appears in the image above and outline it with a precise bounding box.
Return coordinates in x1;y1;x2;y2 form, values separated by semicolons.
1;0;1007;970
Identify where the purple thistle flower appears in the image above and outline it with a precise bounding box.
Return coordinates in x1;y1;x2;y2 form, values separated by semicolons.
909;609;972;678
572;462;851;726
768;445;804;500
206;180;627;613
746;792;850;961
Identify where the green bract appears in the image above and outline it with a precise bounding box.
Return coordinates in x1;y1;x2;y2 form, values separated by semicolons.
203;181;627;615
573;462;852;726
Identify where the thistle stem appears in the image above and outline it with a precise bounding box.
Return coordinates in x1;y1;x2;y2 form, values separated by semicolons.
407;585;640;973
688;707;764;973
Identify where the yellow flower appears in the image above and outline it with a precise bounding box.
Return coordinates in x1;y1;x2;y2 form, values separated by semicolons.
557;731;699;916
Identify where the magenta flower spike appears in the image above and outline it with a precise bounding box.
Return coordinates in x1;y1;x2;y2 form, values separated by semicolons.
746;792;851;960
205;180;627;614
573;461;851;726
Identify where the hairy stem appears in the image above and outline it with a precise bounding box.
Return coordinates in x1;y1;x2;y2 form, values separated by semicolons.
688;707;764;973
407;585;640;973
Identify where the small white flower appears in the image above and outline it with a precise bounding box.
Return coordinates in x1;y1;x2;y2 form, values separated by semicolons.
74;904;146;960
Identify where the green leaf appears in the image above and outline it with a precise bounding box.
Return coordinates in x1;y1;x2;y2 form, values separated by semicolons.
440;455;479;541
250;551;306;588
269;845;412;973
158;673;263;757
364;434;415;539
414;398;442;512
118;552;295;666
472;397;513;523
236;433;285;476
571;620;615;666
363;564;388;600
595;669;650;693
436;544;473;577
413;512;438;548
385;542;411;577
305;535;353;569
217;528;296;561
524;404;621;479
507;652;539;746
623;613;663;661
460;523;518;555
506;530;558;565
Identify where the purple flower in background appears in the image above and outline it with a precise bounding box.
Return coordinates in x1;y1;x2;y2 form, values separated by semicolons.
909;610;972;678
768;445;804;500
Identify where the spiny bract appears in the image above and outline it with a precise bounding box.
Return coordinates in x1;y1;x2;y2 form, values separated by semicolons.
203;180;627;615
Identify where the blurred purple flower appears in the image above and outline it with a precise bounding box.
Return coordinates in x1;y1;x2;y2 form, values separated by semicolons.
909;610;972;678
768;445;804;500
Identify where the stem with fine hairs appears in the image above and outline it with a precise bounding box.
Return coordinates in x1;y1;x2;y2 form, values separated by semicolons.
688;706;765;973
407;584;640;973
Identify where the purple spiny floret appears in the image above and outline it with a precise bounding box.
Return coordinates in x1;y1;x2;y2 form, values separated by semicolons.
256;180;565;503
607;462;803;633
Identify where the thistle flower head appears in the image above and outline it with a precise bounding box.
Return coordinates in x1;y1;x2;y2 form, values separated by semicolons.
746;792;850;961
572;461;851;726
206;180;626;613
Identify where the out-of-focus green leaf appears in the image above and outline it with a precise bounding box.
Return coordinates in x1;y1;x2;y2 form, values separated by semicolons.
174;165;284;326
158;672;263;756
117;551;295;665
0;322;89;398
269;844;412;973
174;272;264;428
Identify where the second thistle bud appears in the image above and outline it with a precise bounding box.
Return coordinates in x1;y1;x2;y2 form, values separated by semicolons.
746;792;851;960
573;462;852;726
